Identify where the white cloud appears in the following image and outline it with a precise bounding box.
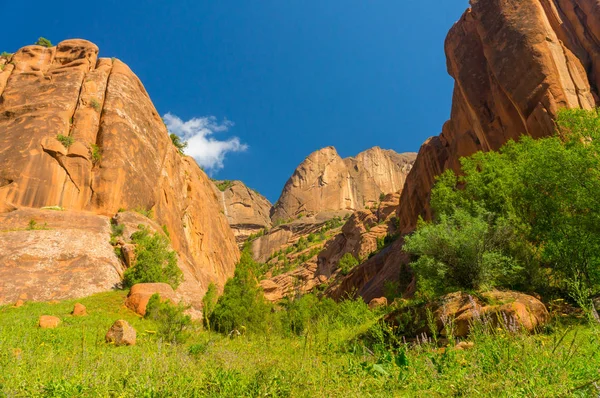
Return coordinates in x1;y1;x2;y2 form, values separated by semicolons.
163;113;248;173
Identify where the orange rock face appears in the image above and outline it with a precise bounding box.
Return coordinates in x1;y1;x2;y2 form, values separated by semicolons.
271;147;416;222
0;40;239;308
212;180;273;246
333;0;600;301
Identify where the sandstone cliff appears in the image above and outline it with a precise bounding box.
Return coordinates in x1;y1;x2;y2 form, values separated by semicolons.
212;180;272;246
332;0;600;302
270;146;416;222
0;40;239;308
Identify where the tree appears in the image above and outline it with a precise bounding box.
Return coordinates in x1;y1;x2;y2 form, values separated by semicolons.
35;37;53;48
123;226;183;289
170;133;188;154
338;253;359;276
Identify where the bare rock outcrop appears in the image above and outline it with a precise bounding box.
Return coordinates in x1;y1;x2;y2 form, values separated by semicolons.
333;0;600;301
0;40;239;308
271;146;416;222
212;181;272;246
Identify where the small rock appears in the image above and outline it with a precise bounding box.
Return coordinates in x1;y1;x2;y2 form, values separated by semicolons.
39;315;61;329
105;320;136;346
14;299;24;308
121;244;136;268
368;297;388;310
455;341;475;351
72;303;87;316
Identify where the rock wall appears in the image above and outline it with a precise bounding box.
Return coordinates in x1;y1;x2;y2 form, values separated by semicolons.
212;181;272;246
0;40;239;307
335;0;600;301
271;146;416;222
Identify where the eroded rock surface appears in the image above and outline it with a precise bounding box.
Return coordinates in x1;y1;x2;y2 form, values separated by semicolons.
212;181;272;246
271;147;416;222
0;40;239;308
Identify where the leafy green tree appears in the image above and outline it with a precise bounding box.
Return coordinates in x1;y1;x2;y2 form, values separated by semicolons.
415;108;600;302
210;249;271;333
201;283;218;330
123;226;183;289
35;37;53;48
145;293;191;343
338;253;359;276
170;133;188;154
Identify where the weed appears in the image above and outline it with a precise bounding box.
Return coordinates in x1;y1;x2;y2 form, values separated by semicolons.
56;134;74;148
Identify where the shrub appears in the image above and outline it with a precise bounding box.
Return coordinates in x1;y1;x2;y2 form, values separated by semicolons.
35;37;53;48
145;293;191;344
404;208;524;299
123;226;183;289
379;193;386;202
133;207;153;219
338;253;359;276
215;180;234;192
89;98;101;112
0;52;12;58
201;283;218;330
170;133;188;154
210;249;271;333
414;108;600;302
90;144;101;164
56;134;74;148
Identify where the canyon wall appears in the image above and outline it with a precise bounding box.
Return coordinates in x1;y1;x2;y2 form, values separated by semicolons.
0;40;239;308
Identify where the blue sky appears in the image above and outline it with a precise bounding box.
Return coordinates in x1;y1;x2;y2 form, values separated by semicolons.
3;0;468;203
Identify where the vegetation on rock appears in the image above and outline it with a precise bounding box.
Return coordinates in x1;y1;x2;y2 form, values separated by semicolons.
56;134;74;148
123;225;183;289
169;133;187;154
35;37;53;47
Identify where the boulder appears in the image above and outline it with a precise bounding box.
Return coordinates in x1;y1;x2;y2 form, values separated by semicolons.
72;303;87;316
105;320;136;346
368;297;388;310
39;315;61;329
384;290;549;338
125;283;177;316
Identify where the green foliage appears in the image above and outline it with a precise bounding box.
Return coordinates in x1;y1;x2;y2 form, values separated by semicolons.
26;219;48;230
1;290;599;396
201;283;218;329
410;108;600;303
145;293;192;344
56;134;74;148
379;193;386;202
339;253;359;276
210;249;271;333
133;206;153;219
89;98;101;112
123;226;182;289
215;180;234;192
170;133;188;154
90;143;101;164
404;208;524;299
35;37;53;48
0;52;12;58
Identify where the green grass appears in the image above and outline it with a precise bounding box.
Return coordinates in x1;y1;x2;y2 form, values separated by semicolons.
1;291;599;396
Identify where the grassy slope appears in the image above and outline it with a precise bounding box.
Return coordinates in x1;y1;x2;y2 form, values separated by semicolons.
1;291;599;397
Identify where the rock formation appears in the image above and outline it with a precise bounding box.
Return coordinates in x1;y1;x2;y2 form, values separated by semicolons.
271;146;416;222
332;0;600;302
0;40;239;309
212;180;272;246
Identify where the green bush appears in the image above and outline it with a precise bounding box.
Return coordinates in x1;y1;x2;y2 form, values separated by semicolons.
404;208;524;299
210;249;271;333
145;293;191;344
90;98;101;112
90;144;102;163
56;134;74;148
215;180;234;192
0;52;12;58
170;133;188;154
201;283;218;330
338;253;359;276
35;37;53;48
123;226;182;289
410;108;600;304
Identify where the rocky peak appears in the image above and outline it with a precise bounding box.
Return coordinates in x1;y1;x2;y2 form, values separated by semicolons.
270;146;416;222
0;39;239;310
212;180;272;246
